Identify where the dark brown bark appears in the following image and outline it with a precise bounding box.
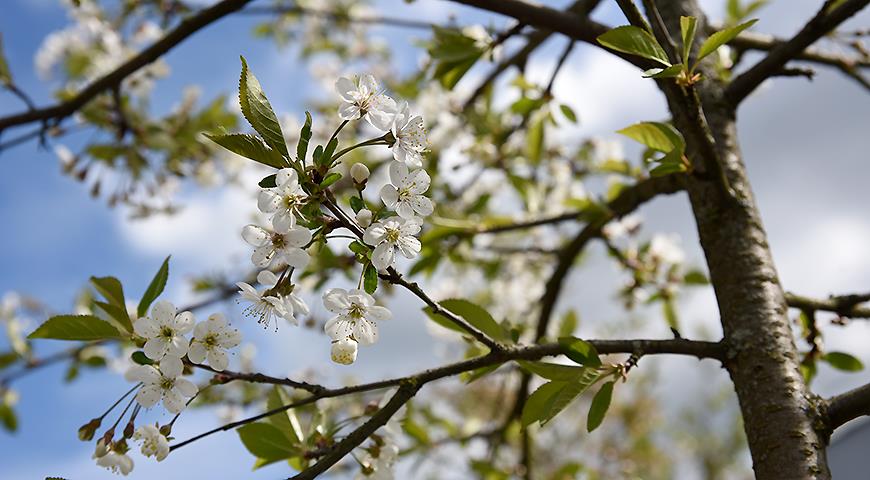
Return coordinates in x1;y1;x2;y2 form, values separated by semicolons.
656;2;831;477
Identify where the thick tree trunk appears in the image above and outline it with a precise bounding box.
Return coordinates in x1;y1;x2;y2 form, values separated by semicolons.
658;2;830;478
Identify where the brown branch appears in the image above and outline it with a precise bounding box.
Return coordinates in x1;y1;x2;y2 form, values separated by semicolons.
169;337;724;452
0;0;255;134
726;0;870;106
827;382;870;431
238;5;436;30
726;28;870;69
785;292;870;319
188;362;327;395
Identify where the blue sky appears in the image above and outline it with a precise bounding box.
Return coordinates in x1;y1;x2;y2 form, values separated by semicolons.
1;1;869;479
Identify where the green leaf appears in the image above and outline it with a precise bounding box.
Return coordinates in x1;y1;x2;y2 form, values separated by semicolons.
439;299;509;342
297;111;312;163
643;64;684;79
526;114;545;165
697;19;758;62
319;172;342;188
522;368;604;427
680;16;697;63
461;364;500;384
137;256;170;319
558;336;602;367
558;310;578;337
0;35;11;86
0;351;19;370
266;387;303;444
320;138;339;167
204;133;286;169
349;196;365;214
597;26;671;67
0;403;17;432
238;56;289;159
94;301;131;335
521;381;565;427
259;174;277;188
587;381;614;432
517;360;588;381
683;270;709;285
131;351;154;365
363;263;378;295
237;422;298;468
28;315;122;341
662;297;679;331
617;122;684;154
559;104;578;123
822;352;864;372
89;276;131;333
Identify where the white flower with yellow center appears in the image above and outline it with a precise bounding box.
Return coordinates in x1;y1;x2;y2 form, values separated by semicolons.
188;313;242;372
237;270;309;328
257;168;308;232
389;101;427;168
133;300;194;362
323;288;391;345
380;161;433;219
133;424;170;461
242;224;311;269
335;74;397;131
331;337;359;365
95;449;134;476
125;360;197;414
363;217;422;271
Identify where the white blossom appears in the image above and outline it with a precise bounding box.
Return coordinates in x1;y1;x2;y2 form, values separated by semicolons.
356;443;399;480
356;208;373;228
257;168;308;232
133;424;170;461
389;102;427;168
335;75;397;130
331;337;359;365
350;163;370;183
133;301;194;362
380;161;433;219
241;224;311;269
125;361;197;414
363;217;423;270
95;450;134;476
650;234;685;265
237;270;309;328
323;288;391;345
188;313;241;372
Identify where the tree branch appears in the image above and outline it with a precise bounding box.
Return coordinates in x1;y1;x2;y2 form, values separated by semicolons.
169;337;724;452
0;0;255;134
726;0;870;105
238;4;436;30
785;292;870;318
827;382;870;431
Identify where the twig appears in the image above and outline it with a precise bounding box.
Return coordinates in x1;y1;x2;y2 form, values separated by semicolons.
785;292;870;319
238;5;436;30
827;382;870;431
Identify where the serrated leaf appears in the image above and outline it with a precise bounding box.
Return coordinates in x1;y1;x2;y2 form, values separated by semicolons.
643;64;684;79
439;299;509;342
205;133;285;169
237;422;298;468
319;172;342;188
137;256;169;319
239;56;289;159
521;381;565;427
319;138;338;167
822;352;864;372
522;368;604;427
259;174;277;188
363;263;378;295
680;16;697;63
28;315;122;341
90;276;125;309
266;387;303;444
517;360;588;381
617;122;684;154
587;381;614;432
698;19;758;62
558;336;601;367
297;112;312;163
94;301;131;335
597;26;671;67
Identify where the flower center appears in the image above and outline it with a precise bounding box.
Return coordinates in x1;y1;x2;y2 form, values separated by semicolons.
271;233;286;249
204;333;218;348
160;377;175;390
282;194;304;211
348;303;366;319
160;326;174;339
385;227;401;243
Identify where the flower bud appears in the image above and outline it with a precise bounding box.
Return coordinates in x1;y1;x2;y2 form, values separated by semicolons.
355;209;373;228
330;338;358;365
94;438;110;458
78;417;102;441
350;163;370;183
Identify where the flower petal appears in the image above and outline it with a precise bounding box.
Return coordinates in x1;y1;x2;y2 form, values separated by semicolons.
207;349;229;372
151;300;176;324
371;243;394;270
322;288;350;313
173;311;195;333
281;247;310;269
143;337;168;361
257;190;280;213
241;225;270;247
187;342;207;364
368;305;392;322
252;245;275;268
136;385;162;408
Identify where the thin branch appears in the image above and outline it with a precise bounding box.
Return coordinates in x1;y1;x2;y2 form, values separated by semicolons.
726;28;870;69
169;338;724;452
827;382;870;431
726;0;870;105
0;0;255;134
238;5;436;30
188;362;326;395
544;39;575;95
785;292;870;318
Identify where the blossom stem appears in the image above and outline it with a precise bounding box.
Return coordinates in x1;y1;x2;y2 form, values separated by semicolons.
98;383;142;421
330;136;390;165
108;395;138;432
328;119;349;145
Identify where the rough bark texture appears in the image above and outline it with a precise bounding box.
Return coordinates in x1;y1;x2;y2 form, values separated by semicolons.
657;2;830;478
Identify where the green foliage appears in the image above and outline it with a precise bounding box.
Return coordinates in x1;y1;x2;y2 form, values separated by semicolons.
521;367;604;426
90;276;132;333
0;403;16;432
822;352;864;372
643;64;684;79
587;381;614;432
363;263;379;295
518;361;589;381
597;26;671;67
0;35;11;86
726;0;767;25
697;19;758;63
259;174;277;188
617;122;686;175
236;422;299;469
131;351;154;365
204;133;286;169
558;336;601;367
28;315;122;341
428;26;486;89
238;56;290;160
266;387;304;445
297;111;313;164
558;310;579;337
680;16;698;63
439;299;509;343
137;256;170;319
349;196;365;214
